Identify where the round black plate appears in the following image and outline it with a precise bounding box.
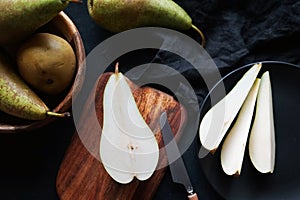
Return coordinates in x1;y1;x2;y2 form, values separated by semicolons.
199;61;300;200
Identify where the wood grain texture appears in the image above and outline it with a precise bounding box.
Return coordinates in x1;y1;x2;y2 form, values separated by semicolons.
56;72;187;200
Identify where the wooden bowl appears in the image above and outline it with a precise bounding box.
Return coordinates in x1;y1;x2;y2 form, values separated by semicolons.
0;11;86;133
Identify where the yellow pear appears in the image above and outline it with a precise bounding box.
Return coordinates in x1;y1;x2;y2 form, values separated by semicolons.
17;33;76;95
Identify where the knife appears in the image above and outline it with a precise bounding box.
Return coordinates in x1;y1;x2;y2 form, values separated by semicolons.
160;112;199;200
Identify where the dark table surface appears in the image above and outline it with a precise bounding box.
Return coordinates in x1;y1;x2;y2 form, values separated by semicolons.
0;0;299;199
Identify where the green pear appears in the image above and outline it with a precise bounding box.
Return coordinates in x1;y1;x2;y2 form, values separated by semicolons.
0;0;80;46
87;0;205;46
0;51;68;120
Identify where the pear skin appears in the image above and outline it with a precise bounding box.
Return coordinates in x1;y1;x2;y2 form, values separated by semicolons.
0;51;66;120
0;0;78;46
17;33;76;95
88;0;191;32
87;0;205;45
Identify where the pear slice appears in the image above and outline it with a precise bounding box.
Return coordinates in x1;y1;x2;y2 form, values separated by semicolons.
100;64;159;184
221;79;260;176
249;71;275;173
199;63;262;152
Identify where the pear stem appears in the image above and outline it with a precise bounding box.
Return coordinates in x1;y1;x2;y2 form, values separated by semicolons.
115;62;119;74
46;111;71;118
191;24;206;48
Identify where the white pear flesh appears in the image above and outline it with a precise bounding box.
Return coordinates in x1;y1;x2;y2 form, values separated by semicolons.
221;79;260;176
249;71;275;173
199;63;262;151
100;72;159;184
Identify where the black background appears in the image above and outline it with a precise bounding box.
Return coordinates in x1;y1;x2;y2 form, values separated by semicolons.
0;0;299;199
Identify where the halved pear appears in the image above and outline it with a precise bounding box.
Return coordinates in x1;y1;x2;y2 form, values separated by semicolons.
100;64;159;184
199;63;262;152
249;71;275;173
221;79;260;176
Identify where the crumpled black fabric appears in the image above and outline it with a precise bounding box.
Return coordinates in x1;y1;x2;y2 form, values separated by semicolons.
178;0;300;68
155;0;300;68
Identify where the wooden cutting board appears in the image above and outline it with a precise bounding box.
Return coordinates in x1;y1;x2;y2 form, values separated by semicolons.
56;72;187;200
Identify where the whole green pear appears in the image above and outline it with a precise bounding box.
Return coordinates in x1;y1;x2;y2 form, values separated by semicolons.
0;50;67;120
88;0;205;46
88;0;189;31
0;0;75;46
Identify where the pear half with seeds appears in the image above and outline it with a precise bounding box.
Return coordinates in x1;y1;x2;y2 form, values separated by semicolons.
100;64;159;184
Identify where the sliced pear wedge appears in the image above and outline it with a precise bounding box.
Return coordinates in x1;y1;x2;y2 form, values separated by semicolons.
100;64;159;184
221;79;260;176
199;63;262;152
249;71;275;173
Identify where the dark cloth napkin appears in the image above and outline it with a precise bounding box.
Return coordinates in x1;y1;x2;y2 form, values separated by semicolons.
179;0;300;68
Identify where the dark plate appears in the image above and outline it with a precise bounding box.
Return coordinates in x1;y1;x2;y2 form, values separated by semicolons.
199;61;300;200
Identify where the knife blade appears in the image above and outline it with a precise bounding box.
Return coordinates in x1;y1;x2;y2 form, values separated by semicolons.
160;112;198;200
